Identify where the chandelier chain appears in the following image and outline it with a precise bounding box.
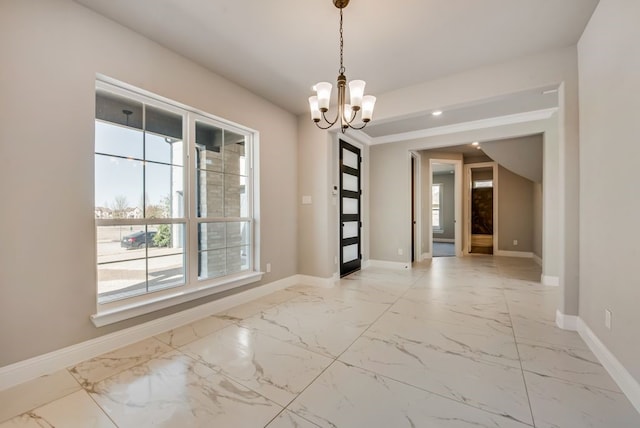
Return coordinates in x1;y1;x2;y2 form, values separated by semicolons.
339;7;345;74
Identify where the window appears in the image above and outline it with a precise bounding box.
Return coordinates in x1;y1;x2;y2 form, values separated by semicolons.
432;183;443;231
94;79;259;323
473;179;493;189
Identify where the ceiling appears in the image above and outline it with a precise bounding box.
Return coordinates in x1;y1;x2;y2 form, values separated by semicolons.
75;0;599;118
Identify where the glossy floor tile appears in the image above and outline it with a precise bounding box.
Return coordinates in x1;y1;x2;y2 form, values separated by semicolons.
288;361;531;428
90;351;282;427
2;256;639;427
180;325;332;406
0;390;115;428
0;370;81;424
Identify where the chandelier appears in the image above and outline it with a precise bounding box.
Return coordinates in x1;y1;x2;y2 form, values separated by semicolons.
308;0;376;132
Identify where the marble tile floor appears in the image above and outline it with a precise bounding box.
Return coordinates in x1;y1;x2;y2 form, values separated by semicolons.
2;257;639;427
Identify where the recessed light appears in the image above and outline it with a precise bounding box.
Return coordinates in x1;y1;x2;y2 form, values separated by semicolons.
472;141;479;146
432;110;443;116
542;89;558;95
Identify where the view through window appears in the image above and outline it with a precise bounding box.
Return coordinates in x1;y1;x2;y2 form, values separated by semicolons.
95;81;254;305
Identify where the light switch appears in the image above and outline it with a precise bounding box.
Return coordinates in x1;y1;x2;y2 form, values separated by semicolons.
302;195;312;205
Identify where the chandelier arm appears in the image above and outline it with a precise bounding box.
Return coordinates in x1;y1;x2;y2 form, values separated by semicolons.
322;110;339;127
314;121;336;130
345;108;357;124
346;121;369;130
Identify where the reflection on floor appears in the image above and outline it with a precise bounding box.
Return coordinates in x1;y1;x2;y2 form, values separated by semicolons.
433;241;455;257
2;257;639;427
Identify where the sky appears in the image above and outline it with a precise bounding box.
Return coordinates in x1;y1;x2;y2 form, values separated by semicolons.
95;121;183;210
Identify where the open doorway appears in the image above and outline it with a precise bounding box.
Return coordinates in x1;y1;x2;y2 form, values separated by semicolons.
465;162;498;255
431;163;456;257
428;158;462;258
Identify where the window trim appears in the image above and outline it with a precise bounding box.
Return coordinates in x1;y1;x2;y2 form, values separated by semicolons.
92;76;262;326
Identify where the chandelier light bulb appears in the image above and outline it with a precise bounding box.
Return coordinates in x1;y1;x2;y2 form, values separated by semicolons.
343;103;354;122
315;82;332;111
309;96;321;121
348;80;366;109
361;95;376;122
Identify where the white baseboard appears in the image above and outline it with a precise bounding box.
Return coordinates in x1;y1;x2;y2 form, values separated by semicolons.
533;254;542;266
421;253;431;260
0;275;301;392
577;318;640;415
495;250;534;258
541;275;560;287
367;259;411;270
294;274;336;288
555;310;579;331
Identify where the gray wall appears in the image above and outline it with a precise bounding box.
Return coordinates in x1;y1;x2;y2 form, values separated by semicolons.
0;0;298;366
578;0;640;383
432;173;455;240
533;183;543;259
498;166;534;252
482;135;543;183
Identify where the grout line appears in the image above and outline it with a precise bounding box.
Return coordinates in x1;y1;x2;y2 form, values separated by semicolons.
503;286;537;427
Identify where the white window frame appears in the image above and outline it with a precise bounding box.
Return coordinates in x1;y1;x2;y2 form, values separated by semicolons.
432;183;443;233
92;78;261;327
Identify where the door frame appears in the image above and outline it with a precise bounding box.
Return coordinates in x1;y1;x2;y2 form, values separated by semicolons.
427;158;463;258
410;152;422;262
464;162;499;255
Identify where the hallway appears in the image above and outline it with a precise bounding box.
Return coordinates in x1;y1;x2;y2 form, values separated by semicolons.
1;257;638;427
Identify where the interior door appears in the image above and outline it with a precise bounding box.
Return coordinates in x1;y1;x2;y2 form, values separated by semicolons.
339;140;362;277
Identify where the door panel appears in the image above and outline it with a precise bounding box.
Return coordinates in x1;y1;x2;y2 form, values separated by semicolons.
340;140;361;277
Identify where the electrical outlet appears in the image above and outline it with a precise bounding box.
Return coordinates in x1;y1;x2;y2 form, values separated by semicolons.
605;309;612;330
266;263;271;273
398;248;404;256
513;239;518;246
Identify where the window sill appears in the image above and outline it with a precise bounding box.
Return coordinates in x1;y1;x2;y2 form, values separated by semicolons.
91;271;263;327
433;229;444;234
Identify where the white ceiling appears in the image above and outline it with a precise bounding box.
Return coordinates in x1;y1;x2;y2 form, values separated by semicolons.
74;0;598;117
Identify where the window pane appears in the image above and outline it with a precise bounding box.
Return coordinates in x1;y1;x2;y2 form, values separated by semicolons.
342;197;359;215
148;254;185;293
96;90;143;130
343;221;359;239
473;180;493;189
146;105;182;140
145;163;184;219
226;222;250;247
198;170;224;218
95;121;143;160
224;132;247;176
199;249;226;280
95;154;143;219
97;226;147;263
432;184;440;202
146;133;183;166
342;173;358;192
227;246;250;274
98;259;146;304
196;121;223;171
433;209;440;228
225;175;248;217
343;244;359;262
147;224;185;258
343;149;358;170
199;222;226;251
